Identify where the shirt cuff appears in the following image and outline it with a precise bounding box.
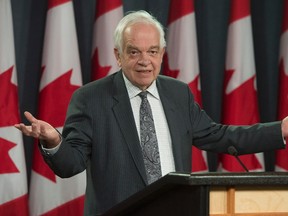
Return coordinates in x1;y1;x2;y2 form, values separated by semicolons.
41;143;61;155
41;134;62;155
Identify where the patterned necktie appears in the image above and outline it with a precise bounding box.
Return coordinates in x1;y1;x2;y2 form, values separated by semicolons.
139;91;162;184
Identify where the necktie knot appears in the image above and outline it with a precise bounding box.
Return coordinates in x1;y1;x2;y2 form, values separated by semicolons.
139;91;148;100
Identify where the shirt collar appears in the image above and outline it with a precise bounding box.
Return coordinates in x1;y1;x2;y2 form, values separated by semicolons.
122;73;160;100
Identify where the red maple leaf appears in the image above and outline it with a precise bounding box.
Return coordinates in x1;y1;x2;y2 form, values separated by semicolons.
163;53;202;105
221;69;262;171
32;143;57;182
0;66;20;127
91;48;112;80
33;70;80;182
0;137;19;174
162;53;179;78
38;69;80;127
222;69;259;125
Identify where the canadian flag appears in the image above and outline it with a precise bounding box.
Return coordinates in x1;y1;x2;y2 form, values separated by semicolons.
29;0;86;215
163;0;208;172
91;0;123;80
220;0;264;172
275;0;288;171
0;0;29;215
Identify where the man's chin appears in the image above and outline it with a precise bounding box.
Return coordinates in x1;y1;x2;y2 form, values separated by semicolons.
132;80;151;90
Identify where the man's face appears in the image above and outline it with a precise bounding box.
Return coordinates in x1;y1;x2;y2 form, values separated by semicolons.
114;23;165;90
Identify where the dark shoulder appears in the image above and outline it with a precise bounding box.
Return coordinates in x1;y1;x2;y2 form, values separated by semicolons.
82;74;115;91
157;75;190;92
73;72;117;98
156;75;195;110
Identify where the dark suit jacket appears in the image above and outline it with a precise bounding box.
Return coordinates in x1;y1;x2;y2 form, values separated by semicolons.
42;70;285;215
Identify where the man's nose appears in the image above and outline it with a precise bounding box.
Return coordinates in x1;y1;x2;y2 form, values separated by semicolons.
137;53;151;66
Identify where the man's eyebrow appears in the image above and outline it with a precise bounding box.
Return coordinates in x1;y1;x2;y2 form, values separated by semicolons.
126;44;138;49
126;45;160;51
127;45;160;50
149;46;160;50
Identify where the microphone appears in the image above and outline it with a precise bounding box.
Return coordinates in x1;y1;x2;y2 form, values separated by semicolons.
227;146;249;172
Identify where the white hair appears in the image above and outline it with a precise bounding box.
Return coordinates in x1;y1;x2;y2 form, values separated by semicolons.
113;10;166;53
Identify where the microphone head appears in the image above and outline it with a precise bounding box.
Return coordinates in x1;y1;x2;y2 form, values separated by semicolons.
228;146;238;156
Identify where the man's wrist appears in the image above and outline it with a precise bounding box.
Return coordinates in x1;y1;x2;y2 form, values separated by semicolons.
42;132;62;148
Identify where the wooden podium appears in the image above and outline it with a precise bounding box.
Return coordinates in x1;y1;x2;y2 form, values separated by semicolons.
103;172;288;216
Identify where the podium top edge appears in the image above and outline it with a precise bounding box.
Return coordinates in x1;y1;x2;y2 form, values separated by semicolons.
164;171;288;185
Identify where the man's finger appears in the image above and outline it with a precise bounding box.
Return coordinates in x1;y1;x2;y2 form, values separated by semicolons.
17;123;33;136
24;111;38;124
31;122;41;137
14;124;21;129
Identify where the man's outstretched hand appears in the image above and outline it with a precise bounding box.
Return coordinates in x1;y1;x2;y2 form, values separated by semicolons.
14;111;61;148
282;116;288;139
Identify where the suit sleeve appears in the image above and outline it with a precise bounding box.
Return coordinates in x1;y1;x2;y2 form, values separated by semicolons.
40;88;92;178
189;93;285;155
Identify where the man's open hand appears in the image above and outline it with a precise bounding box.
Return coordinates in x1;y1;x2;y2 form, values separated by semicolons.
15;111;61;148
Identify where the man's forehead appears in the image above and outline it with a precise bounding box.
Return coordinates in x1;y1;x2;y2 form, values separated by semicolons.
126;44;160;50
124;22;159;37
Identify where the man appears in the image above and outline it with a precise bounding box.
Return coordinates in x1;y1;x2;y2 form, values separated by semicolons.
15;10;288;215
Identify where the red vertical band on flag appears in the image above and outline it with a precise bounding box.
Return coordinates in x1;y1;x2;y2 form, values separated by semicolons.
167;0;194;24
229;0;250;23
96;0;122;18
48;0;71;9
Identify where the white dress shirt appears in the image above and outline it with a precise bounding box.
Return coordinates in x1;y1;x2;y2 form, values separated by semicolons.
123;74;176;176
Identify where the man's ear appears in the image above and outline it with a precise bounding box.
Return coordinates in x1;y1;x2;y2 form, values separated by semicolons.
160;47;165;63
114;48;121;67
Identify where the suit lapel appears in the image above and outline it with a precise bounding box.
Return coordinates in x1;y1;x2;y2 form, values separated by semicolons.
156;79;185;171
112;71;148;185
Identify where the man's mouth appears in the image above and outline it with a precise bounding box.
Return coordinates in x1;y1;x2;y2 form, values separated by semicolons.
137;70;152;73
